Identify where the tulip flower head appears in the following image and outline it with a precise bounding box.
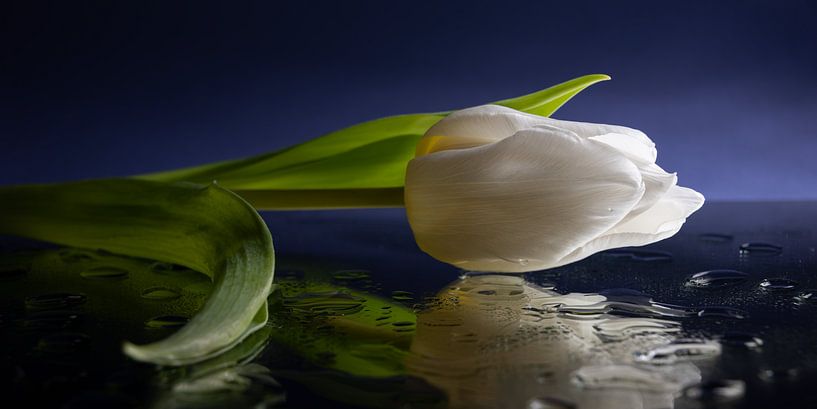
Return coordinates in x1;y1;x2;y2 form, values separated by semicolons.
405;105;704;272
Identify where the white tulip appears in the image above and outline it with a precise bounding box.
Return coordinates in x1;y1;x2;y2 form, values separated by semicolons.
405;104;704;273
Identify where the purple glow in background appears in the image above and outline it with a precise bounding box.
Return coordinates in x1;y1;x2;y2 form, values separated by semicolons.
2;1;816;200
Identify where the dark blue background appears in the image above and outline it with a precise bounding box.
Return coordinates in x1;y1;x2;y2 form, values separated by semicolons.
2;0;816;200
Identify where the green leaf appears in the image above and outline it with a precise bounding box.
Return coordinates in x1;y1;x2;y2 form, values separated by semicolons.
0;179;275;365
495;73;611;116
141;74;610;209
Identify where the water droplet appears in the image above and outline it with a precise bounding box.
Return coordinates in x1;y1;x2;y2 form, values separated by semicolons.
391;291;414;301
80;266;128;279
332;270;370;281
794;289;816;305
758;368;800;382
24;310;84;330
759;278;798;291
686;270;748;289
698;233;734;243
140;286;181;300
527;397;577;409
697;306;748;319
721;331;763;349
37;332;91;354
594;318;681;341
283;291;366;315
634;339;721;364
601;248;673;262
25;293;87;310
150;262;195;275
58;248;97;262
739;242;782;256
684;379;745;401
145;315;189;329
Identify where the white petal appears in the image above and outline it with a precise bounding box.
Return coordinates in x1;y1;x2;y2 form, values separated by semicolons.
406;124;645;273
417;105;656;164
626;163;677;217
588;133;675;217
555;186;705;267
589;133;657;165
416;105;542;155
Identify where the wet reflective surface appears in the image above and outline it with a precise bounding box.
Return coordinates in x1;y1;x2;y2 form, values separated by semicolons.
1;201;816;408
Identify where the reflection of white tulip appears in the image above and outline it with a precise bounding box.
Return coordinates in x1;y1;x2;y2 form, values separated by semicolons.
406;275;707;409
405;105;704;272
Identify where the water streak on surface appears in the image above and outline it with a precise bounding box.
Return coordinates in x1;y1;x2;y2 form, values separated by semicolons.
283;291;366;315
391;290;415;301
634;339;722;364
794;289;816;305
759;278;798;291
145;315;189;329
79;266;129;279
25;293;87;310
140;286;182;300
697;306;748;319
698;233;734;243
686;270;748;289
331;270;370;281
23;310;84;330
739;242;783;256
601;248;673;262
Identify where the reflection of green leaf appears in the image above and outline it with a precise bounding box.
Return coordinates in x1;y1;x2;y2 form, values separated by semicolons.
270;280;416;378
141;74;610;209
0;179;275;365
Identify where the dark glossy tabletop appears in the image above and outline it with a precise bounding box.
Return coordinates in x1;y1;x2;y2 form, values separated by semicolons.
2;201;816;408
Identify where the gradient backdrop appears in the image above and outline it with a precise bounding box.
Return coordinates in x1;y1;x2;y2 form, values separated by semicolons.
2;1;816;200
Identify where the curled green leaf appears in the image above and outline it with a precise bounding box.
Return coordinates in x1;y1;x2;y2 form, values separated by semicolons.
0;179;275;365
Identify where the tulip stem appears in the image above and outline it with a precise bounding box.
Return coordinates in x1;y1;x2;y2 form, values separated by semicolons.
234;187;406;210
